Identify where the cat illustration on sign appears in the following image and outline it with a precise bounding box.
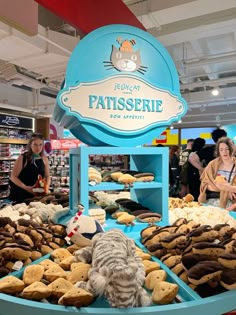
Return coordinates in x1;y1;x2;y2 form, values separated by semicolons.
104;37;147;74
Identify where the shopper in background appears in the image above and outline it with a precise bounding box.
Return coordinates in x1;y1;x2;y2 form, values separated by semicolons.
198;137;236;208
188;137;206;201
179;139;194;167
169;145;180;197
189;128;227;174
179;138;194;197
9;132;50;203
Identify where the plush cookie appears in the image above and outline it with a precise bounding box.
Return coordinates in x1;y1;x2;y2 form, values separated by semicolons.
59;256;75;271
39;258;59;270
182;253;215;271
218;253;236;269
143;228;170;247
192;242;225;257
44;265;67;282
136;212;162;223
161;254;182;269
183;194;194;203
48;278;74;299
23;265;44;285
214;224;234;240
136;248;151;260
66;263;91;284
142;260;160;274
189;225;218;243
220;269;236;290
161;233;187;249
140;225;159;240
145;270;167;290
22;281;52;300
51;248;73;263
1;243;32;261
58;288;94;307
116;212;135;225
187;261;223;285
0;275;25;294
146;243;167;259
152;281;178;304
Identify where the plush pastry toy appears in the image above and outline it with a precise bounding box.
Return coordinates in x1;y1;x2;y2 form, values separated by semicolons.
65;205;104;247
32;175;47;195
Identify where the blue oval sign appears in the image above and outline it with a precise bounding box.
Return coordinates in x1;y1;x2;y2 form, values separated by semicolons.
54;24;187;146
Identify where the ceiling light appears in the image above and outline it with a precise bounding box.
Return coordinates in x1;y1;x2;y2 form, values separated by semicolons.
212;88;219;96
170;126;174;129
178;120;182;123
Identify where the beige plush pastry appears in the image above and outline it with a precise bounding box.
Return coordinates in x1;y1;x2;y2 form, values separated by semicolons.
39;259;59;270
215;174;227;182
51;248;73;263
23;265;44;285
183;194;194;203
116;213;135;225
48;278;74;299
58;288;94;307
59;256;75;271
136;250;151;260
142;260;160;274
67;263;91;284
44;265;67;282
152;281;178;304
145;270;167;290
0;275;25;294
22;281;52;300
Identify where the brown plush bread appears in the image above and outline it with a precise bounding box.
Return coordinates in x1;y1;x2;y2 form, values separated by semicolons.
187;261;223;285
220;269;236;290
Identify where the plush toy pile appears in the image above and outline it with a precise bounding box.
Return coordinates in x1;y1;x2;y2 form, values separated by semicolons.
0;217;67;277
0;227;180;307
0;201;69;224
141;218;236;297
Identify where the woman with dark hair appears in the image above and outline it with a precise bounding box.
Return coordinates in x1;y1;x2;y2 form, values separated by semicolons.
187;137;206;201
9;133;50;203
199;137;236;208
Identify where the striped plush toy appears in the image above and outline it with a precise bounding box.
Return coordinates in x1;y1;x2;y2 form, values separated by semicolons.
74;229;152;308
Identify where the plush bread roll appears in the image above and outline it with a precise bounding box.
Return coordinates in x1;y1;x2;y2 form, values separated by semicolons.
23;265;44;285
145;270;167;290
152;281;178;304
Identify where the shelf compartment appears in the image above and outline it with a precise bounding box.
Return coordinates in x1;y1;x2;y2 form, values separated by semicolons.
69;146;169;225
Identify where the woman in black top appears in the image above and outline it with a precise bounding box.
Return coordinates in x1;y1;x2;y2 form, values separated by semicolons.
188;137;206;201
9;133;50;203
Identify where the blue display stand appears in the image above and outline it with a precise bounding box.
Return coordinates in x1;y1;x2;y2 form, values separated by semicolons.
69;146;169;226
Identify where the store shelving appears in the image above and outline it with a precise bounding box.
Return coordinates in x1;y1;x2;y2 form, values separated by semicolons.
69;146;169;225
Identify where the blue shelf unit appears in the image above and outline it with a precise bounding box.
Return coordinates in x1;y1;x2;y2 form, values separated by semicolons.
69;146;169;226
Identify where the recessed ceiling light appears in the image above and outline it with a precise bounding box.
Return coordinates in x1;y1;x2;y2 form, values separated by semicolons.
212;88;219;96
178;120;182;123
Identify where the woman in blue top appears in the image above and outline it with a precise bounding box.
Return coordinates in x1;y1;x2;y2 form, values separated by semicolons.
9;133;50;203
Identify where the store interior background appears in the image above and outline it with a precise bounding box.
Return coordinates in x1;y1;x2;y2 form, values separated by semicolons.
0;0;236;143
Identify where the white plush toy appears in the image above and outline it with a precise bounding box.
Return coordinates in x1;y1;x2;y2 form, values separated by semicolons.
74;229;152;308
65;205;104;247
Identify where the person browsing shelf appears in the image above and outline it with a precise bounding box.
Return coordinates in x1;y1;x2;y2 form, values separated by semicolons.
198;137;236;209
189;128;227;174
9;133;50;203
